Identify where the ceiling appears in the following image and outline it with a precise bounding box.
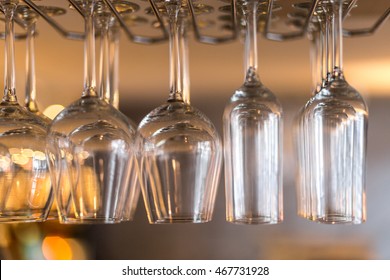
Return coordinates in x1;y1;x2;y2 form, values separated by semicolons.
0;0;389;111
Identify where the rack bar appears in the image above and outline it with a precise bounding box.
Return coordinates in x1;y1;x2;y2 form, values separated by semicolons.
264;0;321;41
23;0;84;40
102;0;168;44
188;0;238;44
343;7;390;37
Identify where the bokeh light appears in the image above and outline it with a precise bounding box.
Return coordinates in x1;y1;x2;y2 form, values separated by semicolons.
42;236;72;260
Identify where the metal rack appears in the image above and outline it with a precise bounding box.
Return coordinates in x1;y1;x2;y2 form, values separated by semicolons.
15;0;390;44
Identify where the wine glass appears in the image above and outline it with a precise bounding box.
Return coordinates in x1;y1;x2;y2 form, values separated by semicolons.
136;0;222;224
46;0;136;224
16;4;67;221
223;0;283;224
290;1;327;219
295;0;367;224
0;0;52;223
94;0;140;222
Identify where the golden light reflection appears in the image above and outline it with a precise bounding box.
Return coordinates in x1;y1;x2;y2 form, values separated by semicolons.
347;59;390;96
43;104;65;120
5;171;51;210
42;236;72;260
0;156;11;170
42;236;88;260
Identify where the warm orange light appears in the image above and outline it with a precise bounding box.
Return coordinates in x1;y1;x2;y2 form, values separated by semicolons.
42;236;72;260
346;59;390;96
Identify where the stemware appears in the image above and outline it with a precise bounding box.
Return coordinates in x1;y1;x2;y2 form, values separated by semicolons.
295;0;367;224
0;0;52;222
47;0;136;224
223;0;283;225
16;5;66;220
94;0;140;222
291;1;326;219
137;0;222;224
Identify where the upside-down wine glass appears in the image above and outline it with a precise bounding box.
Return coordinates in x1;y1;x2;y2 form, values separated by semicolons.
223;0;283;224
95;0;140;222
47;0;136;224
292;1;327;219
16;4;66;220
0;0;52;222
295;0;367;224
137;0;222;224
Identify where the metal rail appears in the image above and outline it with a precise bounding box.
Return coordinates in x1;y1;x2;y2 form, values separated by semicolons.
7;1;388;43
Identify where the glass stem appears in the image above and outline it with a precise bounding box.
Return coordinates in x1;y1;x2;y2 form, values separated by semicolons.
316;26;324;92
318;15;327;87
82;0;97;98
243;1;260;86
109;23;120;109
166;0;183;102
179;14;190;104
2;1;17;104
321;4;333;86
25;21;38;110
309;28;321;94
325;9;332;84
99;16;110;103
332;0;343;79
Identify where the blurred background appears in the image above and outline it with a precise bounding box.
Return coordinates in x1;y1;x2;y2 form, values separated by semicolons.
0;0;390;260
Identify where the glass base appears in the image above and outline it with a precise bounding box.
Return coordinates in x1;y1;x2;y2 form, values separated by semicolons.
227;216;282;225
0;211;47;223
150;215;211;224
121;218;134;222
301;214;365;225
59;217;121;224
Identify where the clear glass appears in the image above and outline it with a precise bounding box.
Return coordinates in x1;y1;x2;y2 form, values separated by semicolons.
294;5;326;219
0;0;52;223
223;0;283;224
16;5;66;220
137;0;222;224
46;0;136;224
94;0;140;222
295;0;367;224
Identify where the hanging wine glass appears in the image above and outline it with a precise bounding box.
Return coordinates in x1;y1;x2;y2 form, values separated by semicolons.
295;0;367;224
137;0;222;224
223;0;283;224
0;0;52;223
94;0;141;222
15;5;67;221
291;1;327;220
47;0;136;224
